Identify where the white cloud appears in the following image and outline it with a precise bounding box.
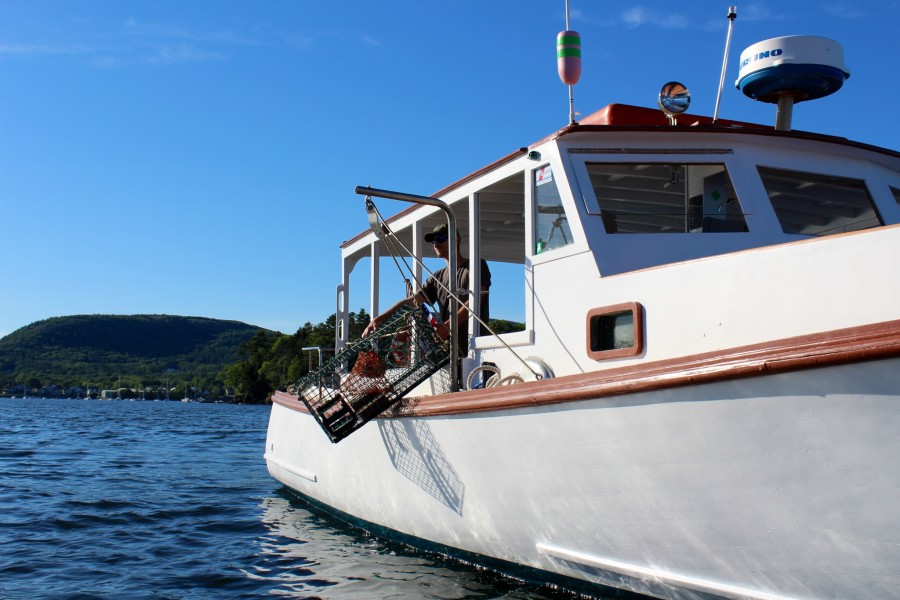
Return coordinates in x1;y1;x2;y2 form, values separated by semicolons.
139;43;226;65
620;6;689;29
0;42;92;56
1;15;353;68
823;2;867;19
284;34;314;49
621;7;650;27
736;4;783;22
359;34;383;48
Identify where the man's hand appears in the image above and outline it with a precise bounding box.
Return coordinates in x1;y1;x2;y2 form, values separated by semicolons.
362;319;378;338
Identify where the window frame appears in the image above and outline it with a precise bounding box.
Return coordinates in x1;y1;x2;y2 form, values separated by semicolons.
586;302;644;361
532;162;576;255
568;151;747;235
756;165;884;237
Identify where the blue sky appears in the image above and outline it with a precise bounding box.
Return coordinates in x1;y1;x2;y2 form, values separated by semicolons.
2;1;898;339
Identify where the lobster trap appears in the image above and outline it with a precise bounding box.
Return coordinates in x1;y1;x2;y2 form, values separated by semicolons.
291;305;450;443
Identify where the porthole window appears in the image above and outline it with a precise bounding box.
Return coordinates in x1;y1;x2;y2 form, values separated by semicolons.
586;302;644;360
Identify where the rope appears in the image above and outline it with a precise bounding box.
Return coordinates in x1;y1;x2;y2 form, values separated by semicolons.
465;364;500;390
464;365;525;389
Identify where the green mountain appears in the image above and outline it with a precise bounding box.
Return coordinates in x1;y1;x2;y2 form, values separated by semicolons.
0;314;271;394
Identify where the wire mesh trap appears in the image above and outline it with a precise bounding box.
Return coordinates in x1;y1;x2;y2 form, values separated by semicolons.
291;306;450;442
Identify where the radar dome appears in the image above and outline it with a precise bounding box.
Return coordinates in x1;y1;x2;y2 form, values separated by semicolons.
736;35;849;104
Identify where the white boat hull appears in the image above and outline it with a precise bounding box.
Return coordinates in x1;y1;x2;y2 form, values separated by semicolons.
265;357;900;600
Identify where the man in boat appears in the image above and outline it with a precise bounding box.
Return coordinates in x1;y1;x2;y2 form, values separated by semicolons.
362;224;491;345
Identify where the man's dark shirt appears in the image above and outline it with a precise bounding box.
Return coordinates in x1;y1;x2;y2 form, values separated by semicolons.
421;259;491;339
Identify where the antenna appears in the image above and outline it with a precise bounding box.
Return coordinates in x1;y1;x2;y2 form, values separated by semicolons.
712;6;737;123
557;0;581;124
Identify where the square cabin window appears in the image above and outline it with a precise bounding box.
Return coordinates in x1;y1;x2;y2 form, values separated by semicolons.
891;186;900;206
587;163;747;234
758;166;883;236
586;302;644;360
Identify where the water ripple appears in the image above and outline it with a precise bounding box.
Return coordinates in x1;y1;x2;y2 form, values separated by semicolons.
1;398;605;599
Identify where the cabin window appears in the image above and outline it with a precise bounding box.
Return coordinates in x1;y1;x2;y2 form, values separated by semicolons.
586;302;644;360
585;163;747;234
758;167;883;236
533;165;574;254
891;186;900;206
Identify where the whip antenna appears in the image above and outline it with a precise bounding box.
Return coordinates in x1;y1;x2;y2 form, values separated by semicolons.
713;6;737;123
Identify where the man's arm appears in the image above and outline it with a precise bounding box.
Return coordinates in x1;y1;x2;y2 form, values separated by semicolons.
362;289;427;337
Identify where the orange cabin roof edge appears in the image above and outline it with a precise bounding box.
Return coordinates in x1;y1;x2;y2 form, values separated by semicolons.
577;103;767;129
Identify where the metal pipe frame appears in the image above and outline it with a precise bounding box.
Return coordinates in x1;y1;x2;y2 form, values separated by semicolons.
355;185;460;392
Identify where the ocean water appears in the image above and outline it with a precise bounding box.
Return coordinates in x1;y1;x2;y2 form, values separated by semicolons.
0;397;605;599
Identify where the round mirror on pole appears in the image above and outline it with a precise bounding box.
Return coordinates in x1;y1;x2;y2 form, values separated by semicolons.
658;81;691;125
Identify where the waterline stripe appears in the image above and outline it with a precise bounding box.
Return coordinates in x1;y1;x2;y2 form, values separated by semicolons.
535;543;793;600
263;453;317;482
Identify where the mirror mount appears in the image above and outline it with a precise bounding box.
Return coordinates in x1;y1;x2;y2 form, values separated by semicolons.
658;81;691;126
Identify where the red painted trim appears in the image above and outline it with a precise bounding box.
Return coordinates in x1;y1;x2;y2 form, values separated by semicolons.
272;389;309;412
273;319;900;418
578;103;765;129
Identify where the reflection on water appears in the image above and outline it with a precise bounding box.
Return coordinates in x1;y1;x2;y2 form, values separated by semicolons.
378;419;465;514
255;491;591;599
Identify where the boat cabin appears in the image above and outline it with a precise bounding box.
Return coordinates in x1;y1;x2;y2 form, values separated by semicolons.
336;103;900;393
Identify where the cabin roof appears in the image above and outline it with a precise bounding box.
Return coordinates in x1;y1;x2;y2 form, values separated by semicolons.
342;103;900;253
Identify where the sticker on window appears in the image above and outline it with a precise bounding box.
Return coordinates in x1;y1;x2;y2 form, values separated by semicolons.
536;165;553;186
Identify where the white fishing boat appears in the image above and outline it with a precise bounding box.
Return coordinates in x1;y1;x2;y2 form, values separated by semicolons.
265;22;900;600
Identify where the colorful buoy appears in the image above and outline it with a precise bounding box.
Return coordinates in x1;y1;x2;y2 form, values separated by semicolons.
557;30;581;85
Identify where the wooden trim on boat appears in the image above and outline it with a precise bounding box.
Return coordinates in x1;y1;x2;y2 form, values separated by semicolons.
272;389;309;412
272;319;900;418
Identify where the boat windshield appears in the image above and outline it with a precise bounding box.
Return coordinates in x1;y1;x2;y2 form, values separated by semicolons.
585;163;748;234
757;166;884;236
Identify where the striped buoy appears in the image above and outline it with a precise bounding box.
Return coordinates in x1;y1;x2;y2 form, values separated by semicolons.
557;30;581;85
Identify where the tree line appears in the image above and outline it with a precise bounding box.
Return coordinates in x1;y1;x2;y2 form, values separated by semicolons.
0;314;263;399
2;311;524;403
221;310;371;403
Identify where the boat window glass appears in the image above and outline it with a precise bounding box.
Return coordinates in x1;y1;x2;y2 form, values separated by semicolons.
758;166;883;236
586;302;644;360
585;163;747;234
891;186;900;206
533;165;574;254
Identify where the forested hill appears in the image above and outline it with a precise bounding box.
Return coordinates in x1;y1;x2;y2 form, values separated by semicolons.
0;314;270;391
